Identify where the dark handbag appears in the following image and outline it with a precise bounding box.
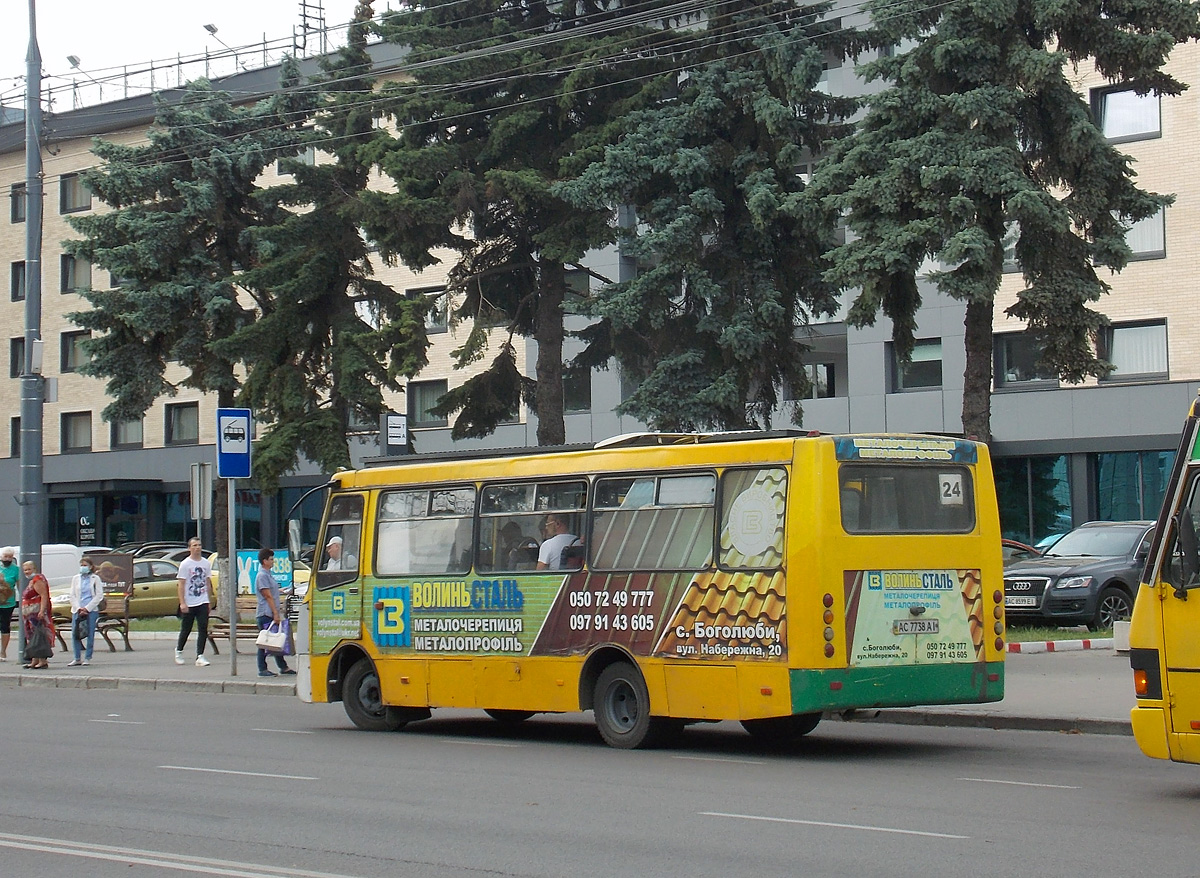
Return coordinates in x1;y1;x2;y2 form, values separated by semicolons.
97;595;108;613
26;620;53;659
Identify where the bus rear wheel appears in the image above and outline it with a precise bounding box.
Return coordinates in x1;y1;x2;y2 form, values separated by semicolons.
741;713;822;743
593;662;672;749
343;660;407;732
485;709;535;724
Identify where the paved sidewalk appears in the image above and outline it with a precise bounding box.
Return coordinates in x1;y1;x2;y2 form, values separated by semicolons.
0;633;1138;735
0;631;296;696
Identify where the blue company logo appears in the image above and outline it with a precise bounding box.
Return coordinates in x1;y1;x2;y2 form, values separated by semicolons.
866;571;884;591
373;586;412;648
331;592;346;614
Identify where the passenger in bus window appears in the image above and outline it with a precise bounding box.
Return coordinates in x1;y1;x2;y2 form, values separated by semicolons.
537;514;578;571
324;535;358;572
500;521;539;570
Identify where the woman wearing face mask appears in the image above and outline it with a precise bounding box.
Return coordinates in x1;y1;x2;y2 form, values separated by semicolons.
20;560;53;669
67;557;102;667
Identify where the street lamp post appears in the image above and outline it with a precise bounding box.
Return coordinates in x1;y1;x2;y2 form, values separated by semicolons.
20;0;46;651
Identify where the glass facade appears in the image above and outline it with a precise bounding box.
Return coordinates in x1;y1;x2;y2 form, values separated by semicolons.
1096;450;1175;521
994;455;1071;544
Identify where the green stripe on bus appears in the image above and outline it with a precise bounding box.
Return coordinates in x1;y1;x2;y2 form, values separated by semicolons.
789;662;1004;713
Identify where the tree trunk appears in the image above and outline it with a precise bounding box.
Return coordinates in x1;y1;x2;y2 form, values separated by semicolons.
961;297;994;444
534;260;566;446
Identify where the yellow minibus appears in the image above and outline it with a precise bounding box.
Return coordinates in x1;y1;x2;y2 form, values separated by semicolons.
290;431;1005;748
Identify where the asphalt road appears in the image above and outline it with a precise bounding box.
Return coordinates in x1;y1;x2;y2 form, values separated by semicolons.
5;688;1200;878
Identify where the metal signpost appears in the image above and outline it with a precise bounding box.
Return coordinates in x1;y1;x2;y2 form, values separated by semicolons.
216;408;251;675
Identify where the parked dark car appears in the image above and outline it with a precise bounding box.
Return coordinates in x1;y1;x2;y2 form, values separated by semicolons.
1003;520;1154;630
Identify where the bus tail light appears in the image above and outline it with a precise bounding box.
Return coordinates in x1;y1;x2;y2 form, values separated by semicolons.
824;643;835;658
1129;648;1162;700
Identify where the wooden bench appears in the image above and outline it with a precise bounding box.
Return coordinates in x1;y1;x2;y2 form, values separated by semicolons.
52;585;134;653
207;595;261;655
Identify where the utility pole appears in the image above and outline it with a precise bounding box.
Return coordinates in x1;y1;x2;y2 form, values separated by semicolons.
20;0;45;579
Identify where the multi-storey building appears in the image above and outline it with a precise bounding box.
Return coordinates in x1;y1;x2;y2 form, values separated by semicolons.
1;21;1195;551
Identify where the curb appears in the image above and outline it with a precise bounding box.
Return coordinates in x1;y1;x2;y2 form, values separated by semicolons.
1007;638;1114;654
834;708;1133;737
0;671;295;695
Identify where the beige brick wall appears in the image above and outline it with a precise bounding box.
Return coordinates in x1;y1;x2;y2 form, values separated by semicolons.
996;42;1200;383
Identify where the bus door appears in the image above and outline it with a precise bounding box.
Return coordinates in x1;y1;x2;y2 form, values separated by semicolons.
1156;465;1200;746
310;492;367;655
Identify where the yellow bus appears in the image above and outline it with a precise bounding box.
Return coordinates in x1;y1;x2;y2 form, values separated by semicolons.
1130;395;1200;764
290;431;1005;748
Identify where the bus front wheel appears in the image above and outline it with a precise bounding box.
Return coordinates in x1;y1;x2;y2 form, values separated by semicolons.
593;662;671;749
343;660;407;732
741;713;822;743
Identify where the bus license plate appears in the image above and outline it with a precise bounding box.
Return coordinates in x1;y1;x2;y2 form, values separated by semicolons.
1005;596;1038;608
892;619;940;635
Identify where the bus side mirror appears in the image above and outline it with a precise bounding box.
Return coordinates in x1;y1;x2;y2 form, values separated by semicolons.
1172;510;1199;599
288;519;302;562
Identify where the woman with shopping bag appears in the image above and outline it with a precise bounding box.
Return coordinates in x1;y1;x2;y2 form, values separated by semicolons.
254;548;295;678
20;560;54;669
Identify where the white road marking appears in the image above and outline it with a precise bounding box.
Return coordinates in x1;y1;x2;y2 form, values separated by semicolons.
251;728;314;734
440;738;522;748
673;755;767;765
0;831;360;877
159;765;317;780
958;777;1081;789
89;719;145;725
701;811;970;839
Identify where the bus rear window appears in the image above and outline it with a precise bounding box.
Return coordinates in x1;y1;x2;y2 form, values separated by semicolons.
839;464;975;534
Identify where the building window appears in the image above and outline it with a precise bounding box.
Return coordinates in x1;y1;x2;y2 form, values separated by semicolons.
993;455;1072;544
802;363;836;399
1096;450;1175;521
60;254;92;293
1092;88;1160;142
10;417;19;458
1124;208;1166;260
891;339;942;391
11;261;25;301
10;182;25;223
165;402;200;445
61;411;92;453
563;269;590;316
276;145;316;175
10;337;24;379
995;332;1057;388
111;418;143;449
1101;321;1168;382
407;380;447;428
60;173;92;214
61;330;90;373
408;286;448;334
109;272;132;290
564;366;592;413
619;367;641;403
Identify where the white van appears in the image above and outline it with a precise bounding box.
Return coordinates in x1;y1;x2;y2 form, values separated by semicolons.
14;544;83;590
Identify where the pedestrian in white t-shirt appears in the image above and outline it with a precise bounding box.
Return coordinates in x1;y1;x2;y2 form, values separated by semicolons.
175;537;214;668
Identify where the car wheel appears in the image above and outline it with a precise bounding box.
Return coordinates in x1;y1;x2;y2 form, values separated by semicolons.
343;660;407;732
1090;586;1133;631
741;713;822;743
593;662;673;749
484;709;535;724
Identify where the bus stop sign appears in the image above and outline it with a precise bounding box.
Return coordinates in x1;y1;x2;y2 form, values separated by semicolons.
216;408;252;479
